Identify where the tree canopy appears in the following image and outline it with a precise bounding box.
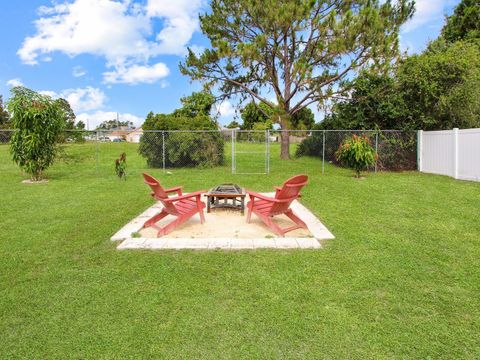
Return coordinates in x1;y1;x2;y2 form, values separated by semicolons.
225;120;241;128
240;102;273;130
173;91;216;118
318;71;409;130
319;0;480;132
399;41;480;130
96;119;134;130
290;107;315;130
442;0;480;43
139;91;223;168
240;101;314;130
320;41;480;131
181;0;414;158
8;87;65;180
55;98;76;129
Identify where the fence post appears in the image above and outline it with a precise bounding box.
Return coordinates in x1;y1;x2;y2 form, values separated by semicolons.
266;129;270;174
231;129;235;174
95;130;99;174
162;131;166;173
417;130;423;172
453;128;459;179
322;130;326;174
375;132;378;173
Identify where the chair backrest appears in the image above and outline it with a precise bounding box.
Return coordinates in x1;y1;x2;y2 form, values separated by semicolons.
270;174;308;215
142;173;179;215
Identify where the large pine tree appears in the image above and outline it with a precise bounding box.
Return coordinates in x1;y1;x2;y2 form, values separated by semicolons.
181;0;414;158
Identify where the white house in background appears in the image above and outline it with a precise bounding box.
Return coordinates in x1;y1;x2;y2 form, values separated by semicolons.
126;127;144;143
108;130;127;141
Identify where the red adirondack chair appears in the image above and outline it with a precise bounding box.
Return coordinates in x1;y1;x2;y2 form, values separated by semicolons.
246;175;309;237
142;173;206;237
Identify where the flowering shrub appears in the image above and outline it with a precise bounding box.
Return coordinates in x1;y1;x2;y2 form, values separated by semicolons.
335;135;377;178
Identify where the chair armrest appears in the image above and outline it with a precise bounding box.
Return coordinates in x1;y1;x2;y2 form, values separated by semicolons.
164;186;183;195
247;190;297;203
163;190;206;203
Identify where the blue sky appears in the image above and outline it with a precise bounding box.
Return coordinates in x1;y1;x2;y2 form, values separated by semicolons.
0;0;460;129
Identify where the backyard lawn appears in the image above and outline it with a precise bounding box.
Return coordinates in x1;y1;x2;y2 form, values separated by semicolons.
0;142;479;358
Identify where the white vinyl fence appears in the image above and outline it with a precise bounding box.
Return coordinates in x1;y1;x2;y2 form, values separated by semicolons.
418;128;480;182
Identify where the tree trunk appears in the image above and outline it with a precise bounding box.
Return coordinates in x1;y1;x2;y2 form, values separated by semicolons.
280;130;290;160
279;113;291;160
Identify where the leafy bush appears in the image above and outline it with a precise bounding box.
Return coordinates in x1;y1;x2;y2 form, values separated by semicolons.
139;113;224;168
295;131;323;158
376;132;417;171
335;135;377;178
8;87;65;181
296;130;417;171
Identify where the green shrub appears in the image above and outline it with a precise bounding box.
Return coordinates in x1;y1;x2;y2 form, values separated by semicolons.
8;87;65;181
335;135;377;178
376;132;417;171
139;113;224;168
295;132;323;158
296;130;417;171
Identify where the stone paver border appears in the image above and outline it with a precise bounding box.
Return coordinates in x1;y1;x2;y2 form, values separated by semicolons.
111;193;334;250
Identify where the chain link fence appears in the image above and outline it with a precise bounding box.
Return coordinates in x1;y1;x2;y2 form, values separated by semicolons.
0;128;417;177
292;130;417;172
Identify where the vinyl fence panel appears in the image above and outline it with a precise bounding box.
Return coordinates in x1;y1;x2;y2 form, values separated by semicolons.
457;128;480;181
419;128;480;182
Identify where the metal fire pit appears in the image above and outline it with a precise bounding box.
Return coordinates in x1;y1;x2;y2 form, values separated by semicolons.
205;184;246;215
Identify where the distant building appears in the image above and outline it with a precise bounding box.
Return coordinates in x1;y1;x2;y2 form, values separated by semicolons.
109;130;129;140
126;128;143;143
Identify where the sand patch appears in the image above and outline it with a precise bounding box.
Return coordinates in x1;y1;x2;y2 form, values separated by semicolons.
139;208;312;239
111;193;334;250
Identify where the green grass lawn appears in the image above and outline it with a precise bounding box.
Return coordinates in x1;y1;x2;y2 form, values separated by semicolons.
0;142;479;359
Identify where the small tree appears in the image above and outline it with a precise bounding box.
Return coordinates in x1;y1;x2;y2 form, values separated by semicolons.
8;87;65;181
335;134;376;178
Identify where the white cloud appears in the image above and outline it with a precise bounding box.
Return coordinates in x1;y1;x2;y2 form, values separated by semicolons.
76;110;144;130
39;86;107;113
215;100;236;118
6;78;24;87
103;62;169;85
36;86;142;129
17;0;204;84
38;90;58;97
62;87;107;112
72;66;87;77
188;44;206;57
147;0;202;54
401;0;449;33
18;0;151;66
